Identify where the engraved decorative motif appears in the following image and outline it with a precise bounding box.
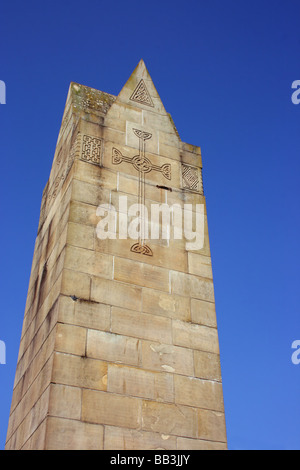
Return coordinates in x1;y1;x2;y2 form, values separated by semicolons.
112;130;171;179
130;79;154;107
112;148;171;179
81;135;102;165
112;128;172;256
130;242;153;257
181;164;203;194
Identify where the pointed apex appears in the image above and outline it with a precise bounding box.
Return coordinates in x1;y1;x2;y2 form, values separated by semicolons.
135;58;148;73
117;60;167;115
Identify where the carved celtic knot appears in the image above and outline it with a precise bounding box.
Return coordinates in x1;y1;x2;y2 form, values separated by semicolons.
82;135;102;165
130;242;153;256
112;148;171;179
132;129;152;141
131;155;153;174
181;164;203;194
130;80;154;108
112;148;124;165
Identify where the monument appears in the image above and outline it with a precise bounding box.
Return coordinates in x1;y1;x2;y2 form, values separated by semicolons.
5;60;227;450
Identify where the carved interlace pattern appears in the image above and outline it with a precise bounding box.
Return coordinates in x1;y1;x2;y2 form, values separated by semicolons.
181;164;203;194
81;135;102;165
130;79;154;107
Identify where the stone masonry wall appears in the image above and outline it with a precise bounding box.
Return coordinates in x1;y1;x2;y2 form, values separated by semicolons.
6;60;227;450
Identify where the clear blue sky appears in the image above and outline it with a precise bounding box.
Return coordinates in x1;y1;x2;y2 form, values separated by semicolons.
0;0;299;450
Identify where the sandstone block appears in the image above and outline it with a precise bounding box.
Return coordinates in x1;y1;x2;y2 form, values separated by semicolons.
194;350;222;381
104;426;177;450
66;222;95;250
45;416;103;450
188;252;213;279
87;329;142;367
91;277;142;311
114;257;169;292
174;375;224;412
72;178;108;207
197;408;227;442
61;268;90;300
69;200;99;227
55;322;86;356
172;320;220;354
142;401;198;439
111;307;172;344
52;352;107;391
48;383;81;420
170;270;215;302
191;298;217;327
142;288;190;321
21;420;47;450
64;245;113;279
107;364;174;402
82;390;141;429
141;340;194;376
58;294;110;331
95;236;187;272
74;160;117;189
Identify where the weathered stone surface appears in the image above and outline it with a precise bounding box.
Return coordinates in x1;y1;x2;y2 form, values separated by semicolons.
142;401;198;439
114;257;169;292
67;221;95;250
191;298;217;327
54;322;86;356
194;350;222;381
45;417;103;450
6;59;226;451
170;270;215;302
188;252;213;279
52;352;108;391
87;329;142;366
61;268;90;300
141;340;194;376
91;277;142;311
95;236;187;272
197;409;227;442
174;375;224;412
48;383;81;420
104;426;177;450
142;288;190;321
107;363;174;402
177;437;227;450
64;245;113;279
172;319;220;354
82;390;141;429
111;307;172;344
57;295;111;331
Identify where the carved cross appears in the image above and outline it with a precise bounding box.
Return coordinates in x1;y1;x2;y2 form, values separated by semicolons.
112;128;171;256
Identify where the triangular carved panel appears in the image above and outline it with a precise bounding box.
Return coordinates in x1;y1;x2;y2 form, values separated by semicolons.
130;79;154;107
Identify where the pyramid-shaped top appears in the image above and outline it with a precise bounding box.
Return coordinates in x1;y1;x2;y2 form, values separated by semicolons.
117;59;168;115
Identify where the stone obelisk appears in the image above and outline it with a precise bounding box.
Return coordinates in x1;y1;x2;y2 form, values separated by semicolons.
6;60;227;450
